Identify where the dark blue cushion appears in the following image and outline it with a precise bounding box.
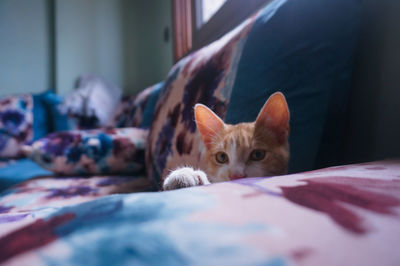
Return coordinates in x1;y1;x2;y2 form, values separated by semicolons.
40;91;70;132
225;0;361;173
33;91;71;135
32;92;50;140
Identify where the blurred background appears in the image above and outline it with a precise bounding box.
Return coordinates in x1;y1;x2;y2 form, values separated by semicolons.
0;0;173;96
0;0;399;163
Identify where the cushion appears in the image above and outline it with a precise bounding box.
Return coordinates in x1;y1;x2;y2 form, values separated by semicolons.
146;14;255;185
146;0;360;186
0;91;70;159
59;75;123;130
108;82;163;129
24;127;148;175
38;91;70;132
225;0;361;172
0;94;34;158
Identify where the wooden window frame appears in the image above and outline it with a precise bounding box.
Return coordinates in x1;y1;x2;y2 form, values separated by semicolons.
172;0;193;62
173;0;270;62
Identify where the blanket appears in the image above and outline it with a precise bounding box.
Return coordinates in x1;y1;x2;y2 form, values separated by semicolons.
0;160;399;265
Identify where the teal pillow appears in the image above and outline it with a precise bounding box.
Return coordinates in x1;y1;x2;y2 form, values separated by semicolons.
39;91;70;132
141;82;163;128
225;0;360;173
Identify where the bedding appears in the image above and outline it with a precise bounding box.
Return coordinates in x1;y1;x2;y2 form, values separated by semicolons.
107;82;163;129
0;94;33;158
0;91;66;159
59;75;123;129
0;160;399;265
24;127;148;176
0;159;51;191
0;0;389;265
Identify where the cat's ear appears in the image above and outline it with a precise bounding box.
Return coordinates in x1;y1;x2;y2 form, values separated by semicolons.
195;104;225;149
255;92;290;143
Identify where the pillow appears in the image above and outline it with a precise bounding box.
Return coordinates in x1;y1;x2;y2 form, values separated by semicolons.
0;94;34;158
146;0;360;186
38;90;71;132
108;82;163;129
24;127;148;175
146;12;255;185
59;75;123;129
224;0;361;172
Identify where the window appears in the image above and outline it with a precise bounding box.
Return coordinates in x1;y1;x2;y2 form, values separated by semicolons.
172;0;270;61
199;0;227;26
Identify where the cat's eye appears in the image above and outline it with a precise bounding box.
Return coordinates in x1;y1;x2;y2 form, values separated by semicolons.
250;149;266;161
215;152;229;164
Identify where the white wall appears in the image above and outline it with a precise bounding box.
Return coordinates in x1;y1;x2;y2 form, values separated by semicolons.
0;0;50;96
56;0;173;96
56;0;124;96
124;0;174;94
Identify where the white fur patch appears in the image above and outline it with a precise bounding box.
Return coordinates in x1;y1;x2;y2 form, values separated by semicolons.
163;167;210;191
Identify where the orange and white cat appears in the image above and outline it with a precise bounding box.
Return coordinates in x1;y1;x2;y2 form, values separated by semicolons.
163;92;290;190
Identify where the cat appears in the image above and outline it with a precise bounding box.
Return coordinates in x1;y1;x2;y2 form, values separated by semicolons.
163;92;290;190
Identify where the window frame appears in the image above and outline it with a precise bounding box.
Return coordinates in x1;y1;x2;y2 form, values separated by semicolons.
172;0;270;62
172;0;193;62
192;0;270;50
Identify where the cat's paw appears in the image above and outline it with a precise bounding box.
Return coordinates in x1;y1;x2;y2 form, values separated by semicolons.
163;167;210;191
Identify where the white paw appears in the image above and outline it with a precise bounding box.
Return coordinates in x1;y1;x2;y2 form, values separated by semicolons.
163;167;210;191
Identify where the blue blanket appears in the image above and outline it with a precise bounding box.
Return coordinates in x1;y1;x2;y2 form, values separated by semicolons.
0;159;52;191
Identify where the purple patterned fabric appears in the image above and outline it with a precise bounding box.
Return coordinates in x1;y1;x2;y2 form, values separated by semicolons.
25;128;148;175
0;94;33;158
107;83;160;128
0;160;399;265
146;14;257;186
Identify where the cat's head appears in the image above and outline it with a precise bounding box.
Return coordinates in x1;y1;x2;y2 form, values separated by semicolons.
195;92;290;182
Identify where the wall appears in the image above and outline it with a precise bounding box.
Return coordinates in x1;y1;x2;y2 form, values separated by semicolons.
56;0;173;96
125;0;174;94
0;0;173;97
0;0;50;96
343;0;400;163
55;0;125;96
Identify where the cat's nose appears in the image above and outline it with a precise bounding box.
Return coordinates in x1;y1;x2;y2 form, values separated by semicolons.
230;174;246;180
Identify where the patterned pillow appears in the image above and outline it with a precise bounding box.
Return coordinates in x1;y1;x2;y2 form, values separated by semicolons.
0;94;34;158
146;13;255;186
24;127;148;175
107;82;163;129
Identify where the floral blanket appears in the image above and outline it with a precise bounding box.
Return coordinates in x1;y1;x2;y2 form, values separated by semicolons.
0;160;399;265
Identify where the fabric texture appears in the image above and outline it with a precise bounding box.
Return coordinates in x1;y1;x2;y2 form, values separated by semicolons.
0;158;52;191
146;13;255;186
0;94;34;158
25;127;148;175
0;160;399;265
108;82;163;129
